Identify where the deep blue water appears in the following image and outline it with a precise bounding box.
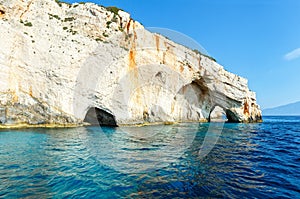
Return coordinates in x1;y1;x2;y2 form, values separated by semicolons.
0;116;299;198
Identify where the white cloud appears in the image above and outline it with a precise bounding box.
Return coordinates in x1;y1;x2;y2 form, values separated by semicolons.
284;48;300;61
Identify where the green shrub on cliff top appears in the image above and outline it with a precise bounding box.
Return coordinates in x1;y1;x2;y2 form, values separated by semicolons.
192;49;217;62
55;0;71;7
106;6;122;15
55;0;62;7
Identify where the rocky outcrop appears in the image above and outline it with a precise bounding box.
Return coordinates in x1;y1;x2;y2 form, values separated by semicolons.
0;0;262;128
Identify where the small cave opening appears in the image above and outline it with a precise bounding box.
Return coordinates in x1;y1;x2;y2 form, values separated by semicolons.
209;105;228;122
225;109;240;123
0;9;5;16
84;107;117;127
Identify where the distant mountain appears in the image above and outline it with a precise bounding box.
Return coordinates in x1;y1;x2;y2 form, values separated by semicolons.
263;101;300;115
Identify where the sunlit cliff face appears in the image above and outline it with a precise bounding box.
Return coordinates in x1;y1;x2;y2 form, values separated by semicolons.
0;0;261;127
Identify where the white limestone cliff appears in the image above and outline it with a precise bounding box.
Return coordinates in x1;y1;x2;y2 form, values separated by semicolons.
0;0;262;127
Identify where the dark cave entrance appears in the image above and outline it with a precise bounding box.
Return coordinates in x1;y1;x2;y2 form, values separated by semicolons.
84;107;117;127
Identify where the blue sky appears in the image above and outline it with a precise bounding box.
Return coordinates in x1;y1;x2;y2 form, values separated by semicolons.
65;0;300;109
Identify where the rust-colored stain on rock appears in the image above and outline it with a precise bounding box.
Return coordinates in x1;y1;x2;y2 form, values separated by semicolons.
20;0;33;19
29;86;33;97
11;91;18;103
243;100;249;115
129;50;136;69
155;35;160;52
180;65;184;73
162;52;166;64
126;19;132;33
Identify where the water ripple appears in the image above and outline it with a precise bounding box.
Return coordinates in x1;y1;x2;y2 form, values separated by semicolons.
0;116;299;198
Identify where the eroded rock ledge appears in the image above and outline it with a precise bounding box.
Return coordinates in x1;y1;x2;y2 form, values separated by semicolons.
0;0;262;128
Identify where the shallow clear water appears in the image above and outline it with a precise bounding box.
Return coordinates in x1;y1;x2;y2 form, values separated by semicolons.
0;116;299;198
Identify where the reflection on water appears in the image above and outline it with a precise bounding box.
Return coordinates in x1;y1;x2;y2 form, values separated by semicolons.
0;116;299;198
81;123;199;173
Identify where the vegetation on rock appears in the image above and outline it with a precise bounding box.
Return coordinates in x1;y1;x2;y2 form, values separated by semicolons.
106;6;122;16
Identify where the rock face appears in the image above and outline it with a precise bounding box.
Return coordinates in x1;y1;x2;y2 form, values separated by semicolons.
0;0;262;127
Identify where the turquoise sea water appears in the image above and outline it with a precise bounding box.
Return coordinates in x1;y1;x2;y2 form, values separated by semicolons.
0;116;299;198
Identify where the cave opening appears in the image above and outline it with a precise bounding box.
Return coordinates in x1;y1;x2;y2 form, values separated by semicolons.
209;105;228;122
84;107;117;127
225;109;240;123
